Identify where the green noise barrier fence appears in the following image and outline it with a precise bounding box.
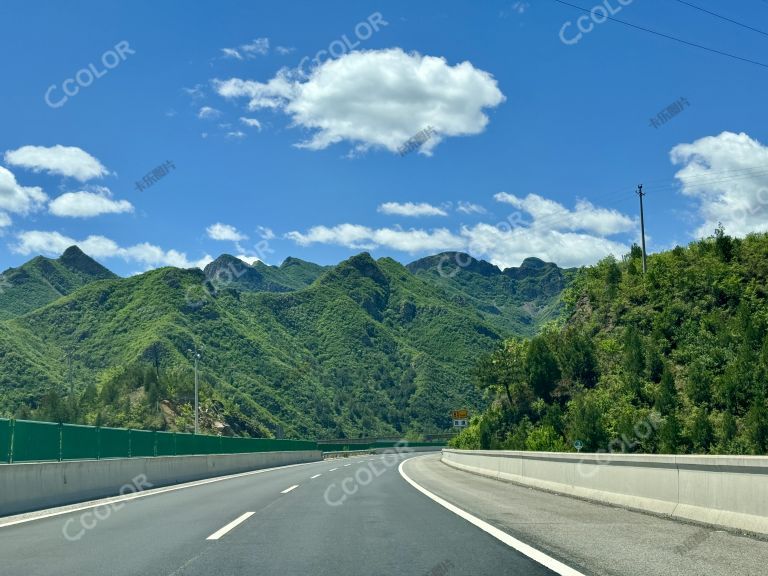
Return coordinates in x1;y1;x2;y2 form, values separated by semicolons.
0;418;317;464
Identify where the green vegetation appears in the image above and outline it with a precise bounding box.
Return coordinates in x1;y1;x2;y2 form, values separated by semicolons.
407;252;575;336
0;246;116;320
4;249;559;439
451;228;768;455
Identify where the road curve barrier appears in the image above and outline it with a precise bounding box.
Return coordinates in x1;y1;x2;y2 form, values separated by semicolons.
441;449;768;536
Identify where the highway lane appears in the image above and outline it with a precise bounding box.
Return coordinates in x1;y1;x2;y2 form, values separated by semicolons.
0;452;560;576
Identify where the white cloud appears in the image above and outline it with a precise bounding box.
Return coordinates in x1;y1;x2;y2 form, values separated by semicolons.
235;254;262;265
12;230;212;269
0;212;11;228
226;131;246;139
198;106;222;119
671;131;768;237
378;202;448;217
460;223;628;269
286;224;464;253
239;117;262;130
183;84;206;99
49;187;133;218
276;46;294;55
494;192;635;235
286;221;628;268
221;48;243;60
456;201;486;214
242;38;269;56
4;145;108;182
0;166;48;214
287;191;633;267
221;38;270;60
214;48;505;154
207;222;248;242
214;73;294;110
256;225;275;240
511;2;530;14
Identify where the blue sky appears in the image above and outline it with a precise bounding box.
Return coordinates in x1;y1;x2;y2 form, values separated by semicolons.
1;0;768;275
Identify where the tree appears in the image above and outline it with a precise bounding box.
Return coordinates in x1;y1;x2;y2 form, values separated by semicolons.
659;411;681;453
623;327;646;379
656;364;677;415
685;362;711;407
714;223;734;263
556;329;599;390
566;393;607;451
744;395;768;454
476;339;532;420
526;336;560;401
688;407;712;453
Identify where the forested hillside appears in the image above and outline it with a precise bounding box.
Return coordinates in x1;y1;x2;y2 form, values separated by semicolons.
0;246;117;320
451;228;768;455
0;250;522;439
407;252;575;336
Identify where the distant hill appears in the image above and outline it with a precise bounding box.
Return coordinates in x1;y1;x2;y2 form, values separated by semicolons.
203;255;328;293
0;250;512;439
0;246;117;320
407;252;576;336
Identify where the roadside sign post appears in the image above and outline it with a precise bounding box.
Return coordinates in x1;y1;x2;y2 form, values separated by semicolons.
451;410;469;429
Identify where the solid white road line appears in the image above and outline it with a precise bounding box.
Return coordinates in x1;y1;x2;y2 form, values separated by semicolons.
398;457;587;576
206;512;255;541
0;460;320;530
310;474;322;479
281;485;299;494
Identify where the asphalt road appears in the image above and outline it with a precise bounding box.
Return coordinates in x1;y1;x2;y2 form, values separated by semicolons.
0;452;558;576
407;453;768;576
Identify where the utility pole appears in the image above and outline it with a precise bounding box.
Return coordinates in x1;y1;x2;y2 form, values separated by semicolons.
187;345;203;434
636;184;647;274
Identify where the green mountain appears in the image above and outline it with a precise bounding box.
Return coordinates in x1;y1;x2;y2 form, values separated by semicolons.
407;252;576;336
452;230;768;455
202;255;328;294
0;251;505;439
0;246;117;320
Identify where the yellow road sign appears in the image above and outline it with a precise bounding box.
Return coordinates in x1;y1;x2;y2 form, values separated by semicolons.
451;410;468;420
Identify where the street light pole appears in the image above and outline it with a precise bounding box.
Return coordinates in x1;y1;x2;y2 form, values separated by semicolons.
188;346;203;434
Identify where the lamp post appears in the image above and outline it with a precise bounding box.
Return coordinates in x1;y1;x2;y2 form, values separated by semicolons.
187;345;203;434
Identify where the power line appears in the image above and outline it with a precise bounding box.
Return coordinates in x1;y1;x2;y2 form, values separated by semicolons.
551;0;768;70
671;0;768;38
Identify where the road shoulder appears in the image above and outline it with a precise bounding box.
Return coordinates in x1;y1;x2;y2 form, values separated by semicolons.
402;453;768;576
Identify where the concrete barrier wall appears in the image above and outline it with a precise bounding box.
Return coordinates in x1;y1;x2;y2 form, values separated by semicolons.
0;450;321;517
442;449;768;535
